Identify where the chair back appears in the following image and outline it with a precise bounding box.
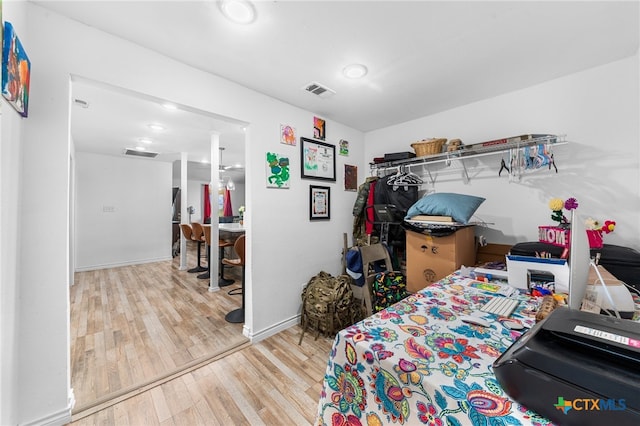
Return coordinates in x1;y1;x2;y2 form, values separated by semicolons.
179;224;193;240
360;244;393;276
202;225;212;245
233;235;246;266
191;222;205;241
355;243;393;316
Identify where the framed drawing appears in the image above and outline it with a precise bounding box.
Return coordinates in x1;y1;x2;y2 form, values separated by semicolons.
301;137;336;181
309;185;330;220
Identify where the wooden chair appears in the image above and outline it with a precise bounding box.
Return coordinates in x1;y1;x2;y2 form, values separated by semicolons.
223;235;246;323
353;243;393;317
179;223;207;273
218;239;235;287
196;223;212;280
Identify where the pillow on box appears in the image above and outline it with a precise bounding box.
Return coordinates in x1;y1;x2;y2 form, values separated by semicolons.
405;192;486;224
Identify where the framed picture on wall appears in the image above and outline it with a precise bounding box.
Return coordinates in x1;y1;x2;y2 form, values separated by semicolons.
2;21;31;118
344;164;357;191
301;137;336;181
309;185;330;221
313;116;326;140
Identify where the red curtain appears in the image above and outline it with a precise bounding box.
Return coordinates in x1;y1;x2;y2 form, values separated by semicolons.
223;188;233;217
365;180;376;235
203;184;211;222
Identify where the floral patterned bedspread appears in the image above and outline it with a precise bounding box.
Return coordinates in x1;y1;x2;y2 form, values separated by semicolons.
315;274;556;426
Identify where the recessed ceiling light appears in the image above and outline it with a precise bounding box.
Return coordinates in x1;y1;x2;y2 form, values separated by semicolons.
343;63;368;79
135;146;146;151
138;138;153;144
148;123;165;131
219;0;256;24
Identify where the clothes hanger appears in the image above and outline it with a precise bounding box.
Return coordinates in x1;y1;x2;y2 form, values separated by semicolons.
499;157;510;176
548;146;558;172
388;166;423;190
386;167;402;184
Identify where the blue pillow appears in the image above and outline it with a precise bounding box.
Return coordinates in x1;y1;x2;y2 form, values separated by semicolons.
405;192;485;224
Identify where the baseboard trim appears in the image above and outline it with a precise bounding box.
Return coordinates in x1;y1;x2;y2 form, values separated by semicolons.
75;256;172;272
22;404;72;426
248;314;301;343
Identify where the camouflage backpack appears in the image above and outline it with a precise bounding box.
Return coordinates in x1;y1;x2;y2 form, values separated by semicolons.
298;271;363;344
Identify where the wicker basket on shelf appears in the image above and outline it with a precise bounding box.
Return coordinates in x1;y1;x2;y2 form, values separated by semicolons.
411;138;447;156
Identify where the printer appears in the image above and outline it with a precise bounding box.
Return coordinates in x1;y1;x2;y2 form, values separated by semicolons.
493;308;640;426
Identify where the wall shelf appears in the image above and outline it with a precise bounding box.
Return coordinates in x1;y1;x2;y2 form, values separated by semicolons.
371;134;567;184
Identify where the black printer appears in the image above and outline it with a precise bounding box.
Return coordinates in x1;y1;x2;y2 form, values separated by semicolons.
493;308;640;426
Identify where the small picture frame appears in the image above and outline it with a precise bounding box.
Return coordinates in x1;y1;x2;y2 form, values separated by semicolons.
309;185;330;221
280;124;296;146
301;137;336;181
313;116;326;140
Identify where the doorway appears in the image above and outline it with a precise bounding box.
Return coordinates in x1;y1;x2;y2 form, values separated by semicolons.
68;76;249;416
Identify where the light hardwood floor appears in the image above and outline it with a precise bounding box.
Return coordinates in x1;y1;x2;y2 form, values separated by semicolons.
70;243;249;414
69;326;334;425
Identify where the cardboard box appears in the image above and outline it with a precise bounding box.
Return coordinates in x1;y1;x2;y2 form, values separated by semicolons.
406;226;476;292
476;243;512;264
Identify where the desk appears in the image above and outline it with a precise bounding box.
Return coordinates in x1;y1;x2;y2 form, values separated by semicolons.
315;273;640;425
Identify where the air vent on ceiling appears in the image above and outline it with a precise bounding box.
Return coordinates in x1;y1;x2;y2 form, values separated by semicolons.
123;149;159;158
73;98;90;108
302;81;336;98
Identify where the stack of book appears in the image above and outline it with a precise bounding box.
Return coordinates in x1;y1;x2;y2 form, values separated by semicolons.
409;215;454;222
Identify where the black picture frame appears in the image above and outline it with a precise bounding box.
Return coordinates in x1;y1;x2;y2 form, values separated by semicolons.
309;185;331;221
300;137;336;181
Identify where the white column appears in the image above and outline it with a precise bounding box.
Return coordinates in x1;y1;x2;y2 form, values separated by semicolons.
209;132;221;292
179;152;188;270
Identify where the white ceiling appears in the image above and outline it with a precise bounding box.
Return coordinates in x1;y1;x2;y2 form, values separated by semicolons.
36;0;639;178
70;77;247;183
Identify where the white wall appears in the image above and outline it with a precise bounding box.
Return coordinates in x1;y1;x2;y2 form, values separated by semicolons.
0;6;27;426
366;54;640;251
7;4;364;424
75;152;172;270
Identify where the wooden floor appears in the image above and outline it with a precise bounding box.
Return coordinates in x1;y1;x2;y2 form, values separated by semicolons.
70;244;249;414
69;326;334;425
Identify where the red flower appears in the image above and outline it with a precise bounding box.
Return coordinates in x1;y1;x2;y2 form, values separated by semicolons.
601;220;616;234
